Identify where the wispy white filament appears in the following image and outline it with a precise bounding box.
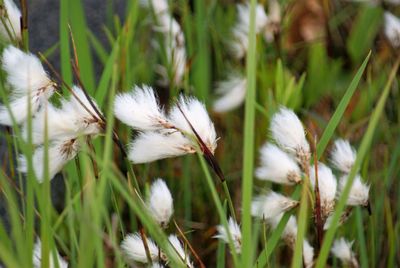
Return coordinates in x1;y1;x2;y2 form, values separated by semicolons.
32;240;68;268
270;107;310;158
213;75;247;113
309;162;337;217
214;217;242;253
251;191;298;220
384;12;400;48
121;233;161;264
0;0;21;41
338;174;370;206
0;46;55;125
168;235;193;268
331;238;359;268
114;85;169;131
148;178;174;228
255;143;301;185
330;139;357;173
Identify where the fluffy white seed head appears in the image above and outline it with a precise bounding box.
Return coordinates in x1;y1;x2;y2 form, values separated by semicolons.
0;46;55;125
151;263;165;268
214;217;242;253
310;162;337;217
139;0;169;14
331;238;359;267
338;174;370;206
270;214;298;247
251;191;299;220
303;240;314;268
128;130;194;163
169;96;217;154
0;0;21;41
168;235;193;268
121;233;161;264
330;139;357;173
114;85;169;131
213;75;247;113
270;107;310;159
32;239;68;268
148;178;174;228
384;12;400;48
255;143;302;185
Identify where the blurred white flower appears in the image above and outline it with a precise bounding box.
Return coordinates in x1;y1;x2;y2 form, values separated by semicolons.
214;217;242;253
310;162;337;218
168;235;193;268
213;75;247;113
331;238;359;268
151;263;165;268
303;239;314;268
148;178;174;228
255;143;302;185
114;85;169;131
19;137;79;182
384;12;400;48
139;0;169;14
251;191;298;220
0;0;21;41
121;233;162;264
0;46;55;125
338;174;370;207
33;239;68;268
330;139;357;174
270;107;310;165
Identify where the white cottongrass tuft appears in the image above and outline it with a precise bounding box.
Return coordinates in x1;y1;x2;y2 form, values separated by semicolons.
32;239;68;268
0;0;21;41
0;46;55;125
337;174;370;206
168;235;194;268
255;143;302;185
251;191;299;220
330;139;357;173
303;239;315;268
169;96;217;154
331;238;359;268
309;162;337;218
139;0;169;14
213;75;247;113
128;130;194;163
270;107;310;161
151;263;165;268
230;3;268;59
147;178;174;228
18;138;79;182
384;12;400;48
114;85;169;131
121;233;162;264
214;217;242;253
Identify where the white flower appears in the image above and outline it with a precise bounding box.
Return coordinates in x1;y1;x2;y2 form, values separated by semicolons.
255;143;301;185
32;239;68;268
331;238;359;268
303;240;314;268
148;178;174;228
270;107;310;163
114;85;169;131
19;137;79;182
384;12;400;48
0;0;21;41
139;0;169;14
169;96;217;154
214;217;242;253
168;235;193;268
310;163;337;217
338;174;370;206
128;130;194;163
121;233;161;264
26;86;103;145
230;3;268;59
251;191;298;220
330;139;357;173
0;46;55;125
213;75;247;113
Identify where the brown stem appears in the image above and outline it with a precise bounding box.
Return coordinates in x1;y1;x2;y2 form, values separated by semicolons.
139;227;153;264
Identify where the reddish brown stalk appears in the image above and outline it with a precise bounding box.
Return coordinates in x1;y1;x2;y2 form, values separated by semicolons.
173;220;206;268
312;135;323;251
139;227;154;264
176;104;225;182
